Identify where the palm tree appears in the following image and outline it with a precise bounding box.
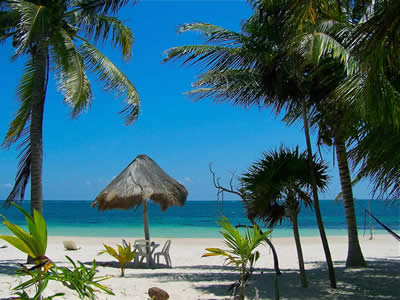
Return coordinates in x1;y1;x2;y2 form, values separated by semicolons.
342;0;400;129
165;0;371;269
163;1;338;286
1;0;140;215
298;0;400;204
328;0;400;203
241;146;329;288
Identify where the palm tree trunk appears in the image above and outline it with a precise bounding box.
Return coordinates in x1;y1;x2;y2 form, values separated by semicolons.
265;237;281;275
249;221;281;275
30;45;48;216
27;44;48;266
334;133;366;267
301;100;337;288
290;212;307;288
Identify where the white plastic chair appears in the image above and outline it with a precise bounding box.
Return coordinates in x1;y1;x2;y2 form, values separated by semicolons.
153;240;172;267
133;239;152;265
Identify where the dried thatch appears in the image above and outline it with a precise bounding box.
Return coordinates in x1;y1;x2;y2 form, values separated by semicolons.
91;154;188;211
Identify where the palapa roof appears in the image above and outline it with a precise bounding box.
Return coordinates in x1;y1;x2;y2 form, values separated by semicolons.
91;154;188;211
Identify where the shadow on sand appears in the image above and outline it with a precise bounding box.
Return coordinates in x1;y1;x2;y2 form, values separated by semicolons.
104;258;399;299
189;258;400;300
1;257;398;299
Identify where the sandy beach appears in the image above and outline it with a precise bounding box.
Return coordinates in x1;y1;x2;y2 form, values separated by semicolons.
0;234;399;299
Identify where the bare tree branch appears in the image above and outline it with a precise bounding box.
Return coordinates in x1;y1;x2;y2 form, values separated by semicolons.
209;162;245;200
209;162;281;275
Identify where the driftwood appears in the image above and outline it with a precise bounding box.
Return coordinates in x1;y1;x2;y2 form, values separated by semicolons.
209;163;281;275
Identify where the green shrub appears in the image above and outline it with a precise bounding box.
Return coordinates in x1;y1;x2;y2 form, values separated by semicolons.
203;216;271;300
98;243;136;276
0;203;114;299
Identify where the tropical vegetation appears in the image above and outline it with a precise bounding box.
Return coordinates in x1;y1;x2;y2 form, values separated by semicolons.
0;0;140;217
0;203;113;300
241;146;329;288
98;242;137;277
203;216;270;300
164;0;339;284
163;0;400;270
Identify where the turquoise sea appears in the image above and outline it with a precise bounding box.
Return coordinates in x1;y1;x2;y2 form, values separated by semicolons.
0;200;398;238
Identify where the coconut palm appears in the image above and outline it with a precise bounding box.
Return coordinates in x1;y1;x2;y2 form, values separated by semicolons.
294;0;400;264
165;0;371;269
339;0;400;203
339;0;400;129
163;1;339;285
299;0;400;203
1;0;140;215
241;146;329;288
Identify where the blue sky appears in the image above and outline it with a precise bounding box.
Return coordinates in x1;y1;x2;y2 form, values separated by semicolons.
0;0;373;201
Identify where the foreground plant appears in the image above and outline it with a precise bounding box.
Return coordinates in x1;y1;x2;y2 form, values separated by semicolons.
203;216;270;300
14;256;114;300
0;204;113;299
0;203;48;298
98;243;136;276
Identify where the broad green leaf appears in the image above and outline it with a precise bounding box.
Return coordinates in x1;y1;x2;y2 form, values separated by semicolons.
0;235;32;256
1;218;40;256
32;209;47;254
12;203;33;222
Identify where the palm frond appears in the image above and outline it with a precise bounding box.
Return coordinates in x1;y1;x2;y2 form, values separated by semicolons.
2;58;36;148
177;22;242;45
163;45;252;71
78;38;140;125
50;29;93;118
10;0;50;57
73;0;133;15
348;123;400;201
1;57;40;203
241;146;329;227
334;69;400;129
0;9;18;43
70;13;133;59
5;137;31;203
186;69;265;108
349;0;400;72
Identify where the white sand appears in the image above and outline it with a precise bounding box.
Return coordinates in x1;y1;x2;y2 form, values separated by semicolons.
0;234;399;299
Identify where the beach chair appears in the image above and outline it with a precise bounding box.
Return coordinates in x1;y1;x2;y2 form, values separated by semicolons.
63;240;80;251
153;240;172;267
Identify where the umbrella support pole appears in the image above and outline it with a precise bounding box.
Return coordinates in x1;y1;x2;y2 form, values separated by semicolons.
142;200;151;267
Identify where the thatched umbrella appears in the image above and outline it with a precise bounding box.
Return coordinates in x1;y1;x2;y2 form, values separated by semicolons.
91;154;188;242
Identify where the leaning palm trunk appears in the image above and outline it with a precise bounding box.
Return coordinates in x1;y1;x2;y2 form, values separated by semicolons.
301;100;337;288
334;133;366;267
290;211;307;288
264;237;281;275
248;221;281;275
30;44;48;216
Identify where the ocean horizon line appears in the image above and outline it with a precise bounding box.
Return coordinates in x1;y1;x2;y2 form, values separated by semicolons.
0;198;383;202
0;200;397;238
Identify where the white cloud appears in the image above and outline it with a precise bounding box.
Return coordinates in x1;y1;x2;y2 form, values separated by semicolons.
184;177;192;183
1;183;12;189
